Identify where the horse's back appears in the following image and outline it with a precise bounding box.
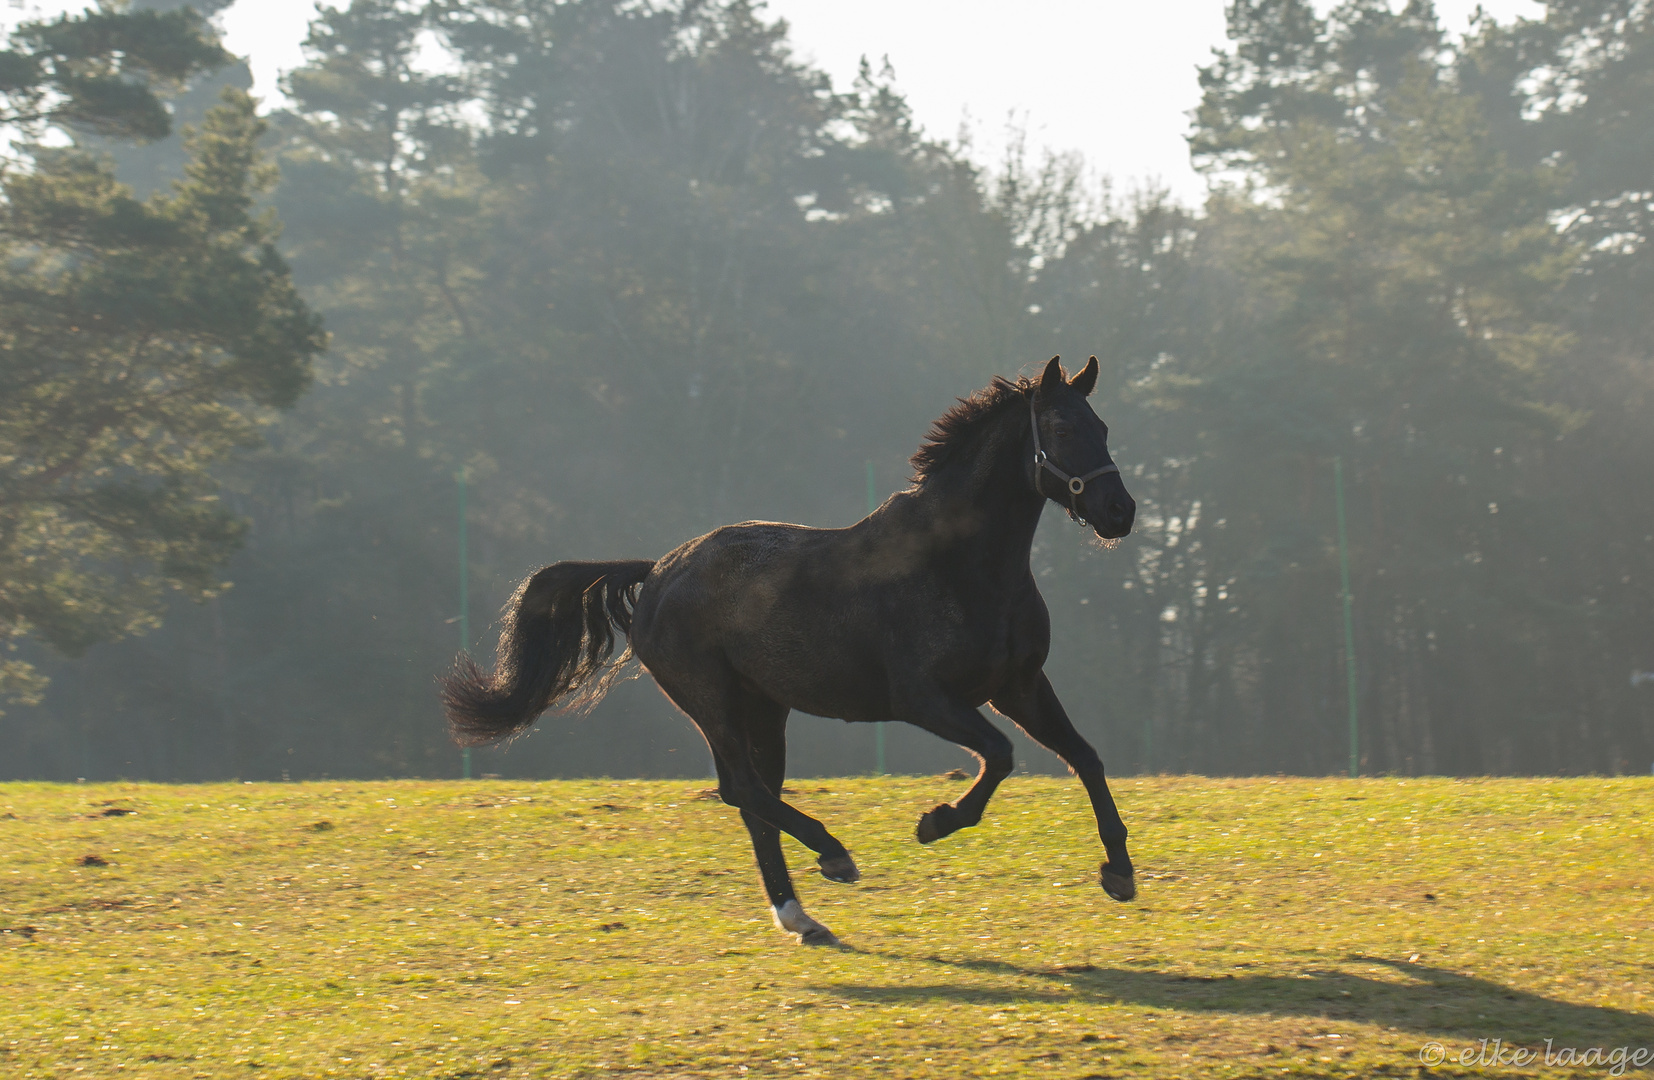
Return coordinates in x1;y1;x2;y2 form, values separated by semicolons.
631;520;891;716
635;519;855;641
629;503;1050;718
640;519;827;599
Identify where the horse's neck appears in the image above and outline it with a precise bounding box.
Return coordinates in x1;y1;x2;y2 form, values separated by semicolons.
904;422;1044;576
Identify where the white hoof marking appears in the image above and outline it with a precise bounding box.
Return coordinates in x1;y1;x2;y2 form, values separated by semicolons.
772;899;838;945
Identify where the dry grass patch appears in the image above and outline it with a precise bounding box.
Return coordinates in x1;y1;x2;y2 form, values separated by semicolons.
1;776;1650;1078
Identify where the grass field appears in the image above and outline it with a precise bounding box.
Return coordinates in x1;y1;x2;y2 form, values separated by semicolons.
2;775;1650;1079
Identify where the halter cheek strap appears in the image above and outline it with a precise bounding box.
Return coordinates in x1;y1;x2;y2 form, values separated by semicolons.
1029;395;1120;526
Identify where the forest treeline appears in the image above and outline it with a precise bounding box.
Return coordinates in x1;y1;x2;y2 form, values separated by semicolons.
3;0;1650;780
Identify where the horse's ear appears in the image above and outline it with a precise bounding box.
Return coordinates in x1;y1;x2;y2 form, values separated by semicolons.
1069;355;1099;396
1038;355;1065;397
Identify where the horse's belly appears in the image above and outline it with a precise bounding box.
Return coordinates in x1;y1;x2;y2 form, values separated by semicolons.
729;633;886;722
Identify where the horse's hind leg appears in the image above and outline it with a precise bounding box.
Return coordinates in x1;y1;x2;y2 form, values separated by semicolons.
991;673;1135;901
653;660;858;880
727;708;841;946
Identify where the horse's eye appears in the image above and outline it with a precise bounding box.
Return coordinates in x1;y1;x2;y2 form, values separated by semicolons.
1054;426;1072;440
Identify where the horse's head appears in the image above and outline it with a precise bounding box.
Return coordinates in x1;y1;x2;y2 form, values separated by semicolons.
1029;355;1135;540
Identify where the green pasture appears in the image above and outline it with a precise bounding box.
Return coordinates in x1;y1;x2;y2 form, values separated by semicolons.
2;776;1650;1078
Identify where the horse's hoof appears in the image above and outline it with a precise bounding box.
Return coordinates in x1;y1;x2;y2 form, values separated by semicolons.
818;853;860;883
1100;863;1136;902
915;804;959;844
799;926;843;947
773;899;843;947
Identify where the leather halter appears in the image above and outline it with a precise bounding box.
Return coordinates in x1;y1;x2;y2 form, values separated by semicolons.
1029;394;1120;526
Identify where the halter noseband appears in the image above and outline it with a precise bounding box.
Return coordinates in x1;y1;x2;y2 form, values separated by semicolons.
1029;394;1120;526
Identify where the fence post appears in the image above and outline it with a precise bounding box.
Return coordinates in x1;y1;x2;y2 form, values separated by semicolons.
867;461;885;776
459;467;472;781
1335;457;1358;778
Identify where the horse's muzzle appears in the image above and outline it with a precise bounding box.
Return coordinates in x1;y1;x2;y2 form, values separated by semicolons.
1094;495;1135;540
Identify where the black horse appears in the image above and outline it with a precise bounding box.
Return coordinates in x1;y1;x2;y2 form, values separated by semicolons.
441;356;1137;946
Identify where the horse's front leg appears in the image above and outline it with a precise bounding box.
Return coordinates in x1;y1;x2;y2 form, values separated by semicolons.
890;687;1015;844
991;673;1135;901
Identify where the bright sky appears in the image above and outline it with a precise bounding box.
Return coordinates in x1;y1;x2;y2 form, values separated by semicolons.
11;0;1545;205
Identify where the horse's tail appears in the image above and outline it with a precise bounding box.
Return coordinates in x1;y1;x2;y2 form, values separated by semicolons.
439;559;656;747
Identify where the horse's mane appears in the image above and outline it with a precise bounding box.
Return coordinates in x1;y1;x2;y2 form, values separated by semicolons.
909;375;1034;483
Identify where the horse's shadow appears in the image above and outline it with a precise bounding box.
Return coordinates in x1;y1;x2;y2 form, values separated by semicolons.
811;954;1654;1046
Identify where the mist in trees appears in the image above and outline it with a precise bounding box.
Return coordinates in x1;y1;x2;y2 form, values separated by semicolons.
3;0;1650;781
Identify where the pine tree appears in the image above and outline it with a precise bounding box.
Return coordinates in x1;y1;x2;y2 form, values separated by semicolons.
0;66;324;708
1187;0;1585;771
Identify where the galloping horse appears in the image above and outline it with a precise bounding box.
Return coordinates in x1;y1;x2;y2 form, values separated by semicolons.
441;356;1137;946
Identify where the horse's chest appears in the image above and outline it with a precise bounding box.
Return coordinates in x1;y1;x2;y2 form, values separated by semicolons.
906;592;1041;700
